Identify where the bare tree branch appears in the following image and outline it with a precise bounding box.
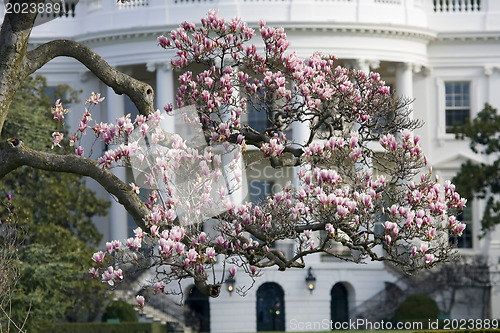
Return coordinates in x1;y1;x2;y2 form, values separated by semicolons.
23;40;155;117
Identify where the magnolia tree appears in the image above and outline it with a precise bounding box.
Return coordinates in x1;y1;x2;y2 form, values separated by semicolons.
0;3;466;304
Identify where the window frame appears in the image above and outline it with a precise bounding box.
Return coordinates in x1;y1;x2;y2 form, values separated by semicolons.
444;81;471;134
248;179;275;205
450;203;474;249
245;86;273;134
436;77;477;140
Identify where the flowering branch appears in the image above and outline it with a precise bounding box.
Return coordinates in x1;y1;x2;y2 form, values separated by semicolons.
0;139;149;230
85;12;470;303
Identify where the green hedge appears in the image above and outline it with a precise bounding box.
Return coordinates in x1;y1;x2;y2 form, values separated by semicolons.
39;322;166;333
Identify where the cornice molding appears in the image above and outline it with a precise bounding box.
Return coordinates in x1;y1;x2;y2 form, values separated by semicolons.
434;31;500;42
146;61;172;72
28;22;437;49
283;22;436;42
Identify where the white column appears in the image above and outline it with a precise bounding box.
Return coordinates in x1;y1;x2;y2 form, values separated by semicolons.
396;62;414;101
355;59;380;73
356;59;370;73
228;67;245;208
484;66;494;103
214;62;245;208
291;80;310;189
291;80;310;148
152;62;176;133
354;59;378;168
292;120;309;189
106;86;129;242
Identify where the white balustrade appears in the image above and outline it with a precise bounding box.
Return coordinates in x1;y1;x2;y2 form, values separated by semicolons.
433;0;481;12
118;0;150;9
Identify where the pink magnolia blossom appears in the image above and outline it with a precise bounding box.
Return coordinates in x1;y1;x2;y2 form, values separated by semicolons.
85;92;105;105
154;281;165;294
325;223;335;238
51;132;64;149
129;183;140;194
75;146;84;156
175;242;185;255
136;295;145;308
126;237;142;251
101;266;123;286
205;247;216;262
89;267;98;278
424;253;435;264
92;251;105;263
337;205;349;217
170;226;185;242
229;266;237;278
150;225;160;237
303;230;312;239
159;238;174;256
199;232;207;243
453;223;466;236
134;227;145;240
51;99;69;121
427;228;436;240
261;138;285;157
186;248;199;264
105;242;113;254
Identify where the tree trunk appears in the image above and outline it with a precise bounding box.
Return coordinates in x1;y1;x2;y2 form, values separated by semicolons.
0;0;43;134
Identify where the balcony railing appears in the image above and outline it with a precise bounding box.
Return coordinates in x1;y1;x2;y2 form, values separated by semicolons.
19;0;498;40
118;0;150;9
4;0;490;21
433;0;481;12
23;0;485;21
28;0;77;26
374;0;402;4
173;0;213;4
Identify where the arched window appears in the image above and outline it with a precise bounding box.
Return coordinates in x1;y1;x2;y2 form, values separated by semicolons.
331;283;349;327
256;282;285;331
185;285;210;332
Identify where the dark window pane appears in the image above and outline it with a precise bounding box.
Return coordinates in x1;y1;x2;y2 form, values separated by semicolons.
249;180;274;204
445;82;470;132
247;88;272;133
247;110;270;133
450;205;473;249
446;108;470;133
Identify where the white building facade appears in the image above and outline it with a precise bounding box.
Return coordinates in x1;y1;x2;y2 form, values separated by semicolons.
2;0;500;331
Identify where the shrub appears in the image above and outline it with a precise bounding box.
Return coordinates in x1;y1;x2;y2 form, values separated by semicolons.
395;293;440;322
101;300;138;323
